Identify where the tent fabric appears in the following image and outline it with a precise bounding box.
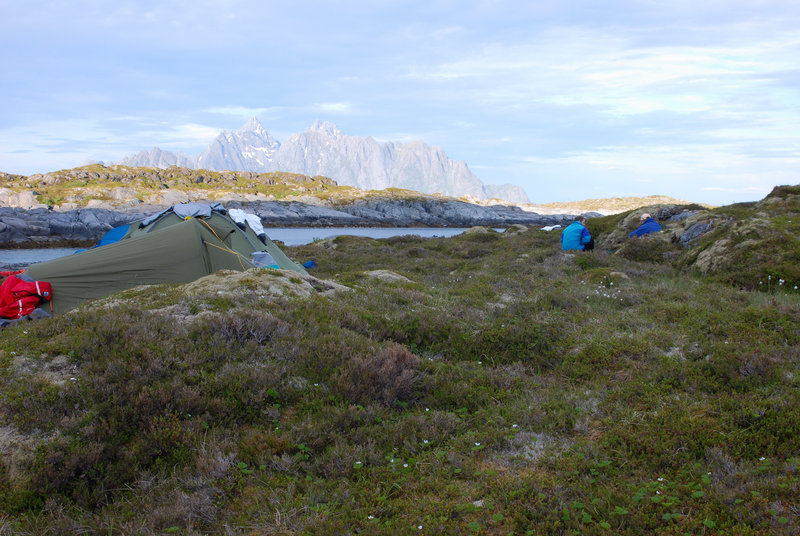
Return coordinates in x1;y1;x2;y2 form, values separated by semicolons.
95;224;131;247
173;202;222;220
24;203;306;315
139;202;225;227
128;208;303;273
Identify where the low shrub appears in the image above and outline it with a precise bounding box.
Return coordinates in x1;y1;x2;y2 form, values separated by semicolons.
331;344;423;407
196;309;289;346
616;236;680;264
3;195;800;533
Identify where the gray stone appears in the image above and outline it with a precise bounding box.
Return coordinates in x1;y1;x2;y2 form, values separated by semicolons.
0;196;578;248
0;207;145;246
680;220;715;246
668;211;697;222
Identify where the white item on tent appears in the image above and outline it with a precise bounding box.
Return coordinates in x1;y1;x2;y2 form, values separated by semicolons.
229;208;266;237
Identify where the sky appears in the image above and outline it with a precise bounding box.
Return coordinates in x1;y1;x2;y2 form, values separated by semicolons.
1;1;798;205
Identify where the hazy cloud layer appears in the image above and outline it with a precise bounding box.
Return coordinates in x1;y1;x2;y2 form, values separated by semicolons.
1;0;798;204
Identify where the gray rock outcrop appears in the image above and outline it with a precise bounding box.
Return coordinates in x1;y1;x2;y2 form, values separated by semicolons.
0;207;144;247
0;188;49;210
1;199;576;249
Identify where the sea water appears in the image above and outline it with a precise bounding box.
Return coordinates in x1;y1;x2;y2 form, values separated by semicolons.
0;227;484;266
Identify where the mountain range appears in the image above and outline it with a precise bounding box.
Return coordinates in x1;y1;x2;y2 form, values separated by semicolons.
119;118;529;203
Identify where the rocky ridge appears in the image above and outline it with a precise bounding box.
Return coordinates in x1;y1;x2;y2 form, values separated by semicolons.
0;164;582;248
0;200;579;249
1;164;713;252
120;118;530;203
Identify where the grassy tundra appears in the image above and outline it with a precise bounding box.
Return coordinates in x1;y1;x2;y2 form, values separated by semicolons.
0;187;799;534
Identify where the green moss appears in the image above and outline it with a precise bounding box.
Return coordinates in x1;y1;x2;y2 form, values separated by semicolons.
586;211;630;237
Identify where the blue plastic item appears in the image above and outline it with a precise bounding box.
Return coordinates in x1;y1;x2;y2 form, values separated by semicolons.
95;224;131;247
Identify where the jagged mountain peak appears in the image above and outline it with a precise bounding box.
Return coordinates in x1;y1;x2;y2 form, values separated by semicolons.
309;120;343;137
238;116;268;136
117;118;530;202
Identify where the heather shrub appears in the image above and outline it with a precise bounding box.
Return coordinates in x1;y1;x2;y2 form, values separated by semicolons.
331;343;423;407
766;184;800;198
3;194;800;533
573;252;608;270
616;235;680;263
209;360;284;422
195;308;289;346
237;427;293;466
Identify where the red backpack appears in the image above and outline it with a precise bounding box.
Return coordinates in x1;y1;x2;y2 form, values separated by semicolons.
0;271;53;319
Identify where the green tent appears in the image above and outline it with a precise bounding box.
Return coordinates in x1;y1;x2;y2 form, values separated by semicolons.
25;203;306;315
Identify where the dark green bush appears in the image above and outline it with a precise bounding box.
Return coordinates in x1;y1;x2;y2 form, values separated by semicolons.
616;236;680;264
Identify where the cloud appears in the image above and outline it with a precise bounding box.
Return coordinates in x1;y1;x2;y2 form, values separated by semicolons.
702;186;768;193
505;141;795;204
203;105;283;118
0;118;121;174
167;123;222;145
0;117;225;174
313;102;355;114
2;1;798;204
108;115;146;122
405;26;800;123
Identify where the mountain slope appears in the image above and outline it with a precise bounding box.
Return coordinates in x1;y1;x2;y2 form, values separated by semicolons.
197;117;281;172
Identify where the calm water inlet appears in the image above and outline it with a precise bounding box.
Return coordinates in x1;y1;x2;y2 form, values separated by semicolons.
1;227;483;266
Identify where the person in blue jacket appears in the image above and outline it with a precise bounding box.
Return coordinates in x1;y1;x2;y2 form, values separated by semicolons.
630;213;662;237
561;216;594;251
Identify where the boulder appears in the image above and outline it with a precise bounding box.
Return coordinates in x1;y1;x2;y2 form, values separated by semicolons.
679;220;715;246
0;197;584;246
365;270;412;283
0;190;49;210
0;207;144;246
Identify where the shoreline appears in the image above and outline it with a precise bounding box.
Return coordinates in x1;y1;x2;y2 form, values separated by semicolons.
1;201;580;248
